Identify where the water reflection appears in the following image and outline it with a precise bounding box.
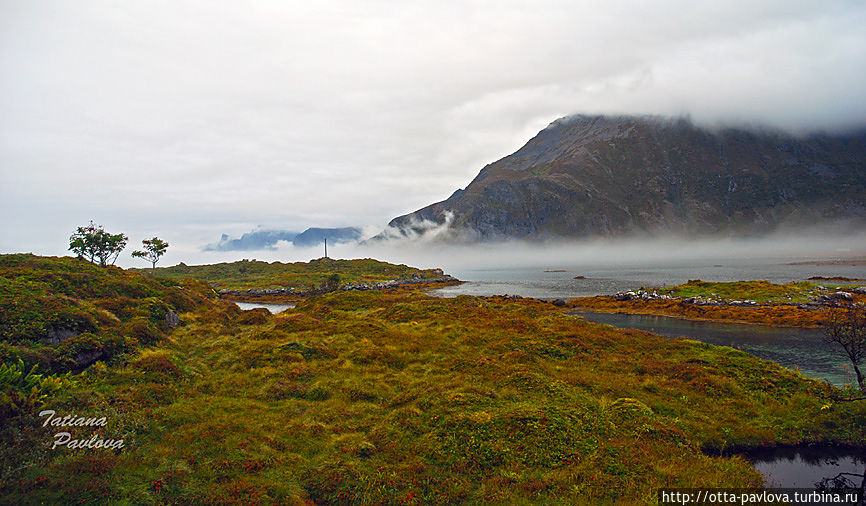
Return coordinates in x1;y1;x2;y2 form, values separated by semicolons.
744;446;866;490
233;301;295;314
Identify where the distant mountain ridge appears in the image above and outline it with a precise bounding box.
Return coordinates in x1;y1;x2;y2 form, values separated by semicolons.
205;227;361;251
382;114;866;241
292;227;362;247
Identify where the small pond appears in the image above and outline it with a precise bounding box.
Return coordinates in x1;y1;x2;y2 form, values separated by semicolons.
233;301;295;314
744;446;865;490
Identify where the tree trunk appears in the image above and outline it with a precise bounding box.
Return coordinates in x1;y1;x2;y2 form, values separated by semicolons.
855;364;865;395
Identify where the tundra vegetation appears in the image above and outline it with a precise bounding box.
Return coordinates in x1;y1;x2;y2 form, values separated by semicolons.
1;254;865;504
145;258;445;291
574;280;866;328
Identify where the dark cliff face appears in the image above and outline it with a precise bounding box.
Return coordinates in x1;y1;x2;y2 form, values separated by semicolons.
386;115;866;240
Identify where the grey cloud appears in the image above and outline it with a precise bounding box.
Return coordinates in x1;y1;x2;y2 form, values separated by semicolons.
2;1;865;259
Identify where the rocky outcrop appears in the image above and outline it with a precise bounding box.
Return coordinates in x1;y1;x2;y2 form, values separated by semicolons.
41;328;79;345
164;311;181;328
73;350;105;369
612;289;856;309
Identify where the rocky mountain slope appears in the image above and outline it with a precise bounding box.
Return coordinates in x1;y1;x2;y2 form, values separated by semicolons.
383;115;866;241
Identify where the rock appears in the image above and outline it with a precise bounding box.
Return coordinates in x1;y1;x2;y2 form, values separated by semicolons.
42;328;79;345
832;291;854;301
74;350;104;369
552;299;567;307
165;311;181;328
851;286;866;294
356;441;376;458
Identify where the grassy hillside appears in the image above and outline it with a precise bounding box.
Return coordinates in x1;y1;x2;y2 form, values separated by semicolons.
2;256;865;504
0;254;218;374
144;258;446;290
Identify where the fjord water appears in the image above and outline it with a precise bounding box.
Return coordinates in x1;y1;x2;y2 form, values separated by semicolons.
429;259;865;300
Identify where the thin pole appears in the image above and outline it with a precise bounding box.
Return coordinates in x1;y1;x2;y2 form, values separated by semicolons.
324;238;328;258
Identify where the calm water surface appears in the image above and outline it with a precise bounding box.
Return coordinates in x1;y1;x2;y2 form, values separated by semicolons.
745;447;866;490
430;260;865;300
233;301;295;314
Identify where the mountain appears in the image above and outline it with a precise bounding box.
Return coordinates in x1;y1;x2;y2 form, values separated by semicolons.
204;229;300;251
205;227;362;251
383;115;866;241
291;227;362;247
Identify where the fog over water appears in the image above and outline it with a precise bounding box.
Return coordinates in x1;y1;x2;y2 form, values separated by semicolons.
135;229;866;298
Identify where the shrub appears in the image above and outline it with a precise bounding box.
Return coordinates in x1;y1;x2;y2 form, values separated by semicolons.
237;308;270;325
124;317;165;346
132;350;183;380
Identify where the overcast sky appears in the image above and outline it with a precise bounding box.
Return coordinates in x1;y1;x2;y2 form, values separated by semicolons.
2;0;865;265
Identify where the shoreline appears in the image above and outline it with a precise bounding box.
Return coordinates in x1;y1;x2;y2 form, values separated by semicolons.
566;295;850;328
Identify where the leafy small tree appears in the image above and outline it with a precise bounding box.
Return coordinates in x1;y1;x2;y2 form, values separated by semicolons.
823;303;866;395
132;237;169;273
68;221;128;267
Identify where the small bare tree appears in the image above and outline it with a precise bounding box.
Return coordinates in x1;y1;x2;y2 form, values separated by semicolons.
823;303;866;395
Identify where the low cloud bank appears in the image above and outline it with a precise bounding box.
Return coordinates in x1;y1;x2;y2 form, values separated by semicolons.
204;227;362;252
203;229;300;252
166;228;866;282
